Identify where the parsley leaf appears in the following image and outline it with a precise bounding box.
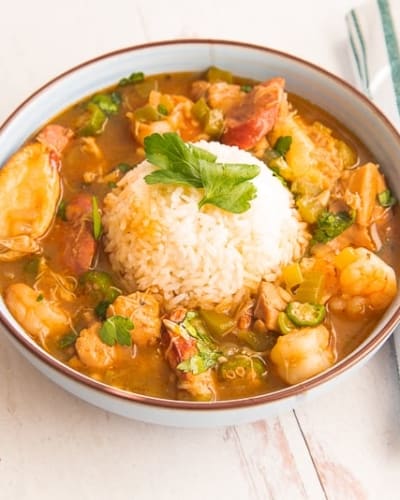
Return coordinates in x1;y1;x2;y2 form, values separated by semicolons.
99;315;134;347
143;133;260;213
274;136;292;156
58;332;78;349
176;311;221;375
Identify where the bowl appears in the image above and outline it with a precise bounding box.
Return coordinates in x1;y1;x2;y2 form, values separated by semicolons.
1;39;400;428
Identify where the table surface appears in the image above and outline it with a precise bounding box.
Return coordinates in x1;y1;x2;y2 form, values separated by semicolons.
0;1;399;499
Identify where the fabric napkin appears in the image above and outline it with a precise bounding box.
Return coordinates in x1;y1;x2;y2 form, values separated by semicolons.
346;0;400;370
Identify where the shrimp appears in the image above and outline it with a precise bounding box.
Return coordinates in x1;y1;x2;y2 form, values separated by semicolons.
4;283;71;345
75;322;117;370
270;325;335;385
0;125;72;262
335;247;397;312
107;291;161;346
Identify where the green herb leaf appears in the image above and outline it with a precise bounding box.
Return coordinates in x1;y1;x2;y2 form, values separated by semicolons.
312;210;355;244
157;104;169;116
240;84;253;93
58;332;78;349
95;300;111;320
377;189;396;207
91;196;102;240
23;257;41;276
116;162;134;174
143;132;260;213
57;199;67;221
118;71;145;86
176;311;221;375
99;315;134;347
177;349;220;375
274;136;292;157
36;293;44;302
90;92;121;116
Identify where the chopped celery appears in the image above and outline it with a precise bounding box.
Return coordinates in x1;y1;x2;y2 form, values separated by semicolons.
296;196;324;224
78;102;107;136
204;108;224;138
192;97;210;125
90;92;121;116
282;262;304;289
293;271;325;304
134;104;161;122
236;330;274;351
206;66;233;83
198;309;235;338
192;98;224;139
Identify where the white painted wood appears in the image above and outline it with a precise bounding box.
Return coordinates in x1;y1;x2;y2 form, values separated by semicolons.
294;340;400;500
0;0;399;498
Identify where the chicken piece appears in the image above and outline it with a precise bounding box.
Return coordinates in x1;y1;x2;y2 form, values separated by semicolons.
254;282;290;331
222;77;285;150
0;125;72;261
4;283;70;344
270;325;335;385
75;322;117;370
162;313;216;401
107;292;161;346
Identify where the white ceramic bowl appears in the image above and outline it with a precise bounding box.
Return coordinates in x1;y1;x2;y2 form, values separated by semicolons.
1;40;400;427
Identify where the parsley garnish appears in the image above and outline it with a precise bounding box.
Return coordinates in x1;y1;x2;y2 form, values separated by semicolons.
58;332;78;349
99;315;134;347
176;312;221;375
57;199;67;221
274;136;292;156
377;189;396;208
118;72;145;86
143;133;260;213
312;210;355;244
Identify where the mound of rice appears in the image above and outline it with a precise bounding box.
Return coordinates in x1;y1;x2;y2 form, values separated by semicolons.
102;141;308;309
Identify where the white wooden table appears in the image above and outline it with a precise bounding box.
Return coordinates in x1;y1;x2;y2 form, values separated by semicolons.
0;1;399;498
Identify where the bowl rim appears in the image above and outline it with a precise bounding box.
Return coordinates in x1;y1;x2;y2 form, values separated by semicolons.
1;38;400;411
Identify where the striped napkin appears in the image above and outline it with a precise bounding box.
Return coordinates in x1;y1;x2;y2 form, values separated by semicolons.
346;0;400;370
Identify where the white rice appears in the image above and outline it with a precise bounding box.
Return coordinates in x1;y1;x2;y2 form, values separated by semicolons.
102;141;308;309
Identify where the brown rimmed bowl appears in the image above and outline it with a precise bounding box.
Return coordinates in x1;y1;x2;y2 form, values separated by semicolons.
1;40;400;427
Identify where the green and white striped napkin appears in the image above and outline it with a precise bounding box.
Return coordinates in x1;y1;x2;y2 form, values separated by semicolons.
346;0;400;369
347;0;400;130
